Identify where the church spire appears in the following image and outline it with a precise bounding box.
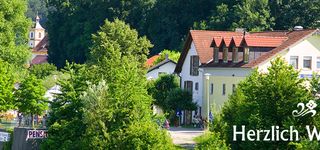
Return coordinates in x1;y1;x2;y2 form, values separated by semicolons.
35;14;44;30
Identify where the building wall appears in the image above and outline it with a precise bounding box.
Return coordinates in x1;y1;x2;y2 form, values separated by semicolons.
201;68;252;118
182;33;320;120
258;34;320;76
29;29;45;48
180;42;203;108
146;62;176;80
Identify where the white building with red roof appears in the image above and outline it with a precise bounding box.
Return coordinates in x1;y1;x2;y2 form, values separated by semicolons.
29;15;48;65
175;28;320;124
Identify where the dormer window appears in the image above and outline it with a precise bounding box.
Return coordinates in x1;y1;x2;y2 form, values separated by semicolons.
212;37;222;63
232;47;239;63
223;47;228;63
214;47;219;63
244;47;249;63
39;32;42;38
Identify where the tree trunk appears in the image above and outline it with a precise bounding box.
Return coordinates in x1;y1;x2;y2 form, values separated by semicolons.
31;114;34;128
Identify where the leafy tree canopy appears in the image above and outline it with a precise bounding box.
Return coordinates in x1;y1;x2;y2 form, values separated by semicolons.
215;58;317;149
0;0;31;66
146;0;215;54
153;50;180;65
26;0;48;24
15;75;47;127
89;19;152;66
194;0;320;31
167;88;197;112
43;20;174;149
0;60;15;112
29;63;57;79
46;0;155;68
148;74;179;113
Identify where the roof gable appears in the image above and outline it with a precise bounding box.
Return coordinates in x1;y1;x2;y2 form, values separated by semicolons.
175;29;318;73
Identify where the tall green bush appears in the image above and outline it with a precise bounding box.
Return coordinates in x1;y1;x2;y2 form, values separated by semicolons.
216;58;318;149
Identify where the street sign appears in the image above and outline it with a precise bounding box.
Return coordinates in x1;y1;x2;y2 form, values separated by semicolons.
0;132;10;142
209;111;213;121
176;110;182;116
27;130;48;140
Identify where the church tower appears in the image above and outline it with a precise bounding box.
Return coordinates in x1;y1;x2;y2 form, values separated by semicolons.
29;15;45;48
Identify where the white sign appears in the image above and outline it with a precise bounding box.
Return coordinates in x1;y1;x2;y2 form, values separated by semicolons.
27;130;47;140
0;132;10;142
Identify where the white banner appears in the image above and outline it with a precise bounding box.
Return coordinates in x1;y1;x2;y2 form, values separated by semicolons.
0;132;10;142
27;130;47;140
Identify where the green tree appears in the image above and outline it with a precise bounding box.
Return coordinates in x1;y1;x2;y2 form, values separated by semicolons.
167;88;197;112
42;64;91;150
43;20;174;149
80;81;174;149
0;60;15;112
194;0;274;31
15;75;47;127
0;0;31;65
149;74;179;113
42;63;91;149
26;0;48;24
46;0;155;68
146;0;215;54
195;131;230;150
89;19;152;66
29;63;57;79
218;58;315;149
270;0;320;30
153;50;180;65
232;0;274;31
193;4;230;30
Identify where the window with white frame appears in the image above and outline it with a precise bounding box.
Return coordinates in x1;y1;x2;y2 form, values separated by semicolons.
289;56;298;69
303;56;312;69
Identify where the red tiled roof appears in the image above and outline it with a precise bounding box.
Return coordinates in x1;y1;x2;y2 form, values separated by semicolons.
249;31;288;37
243;29;317;67
211;37;222;47
174;29;318;72
190;30;243;64
145;55;160;67
244;36;288;47
232;36;243;47
31;55;48;65
223;37;233;47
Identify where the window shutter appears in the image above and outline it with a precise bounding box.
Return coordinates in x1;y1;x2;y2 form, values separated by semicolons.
184;81;187;89
193;56;199;76
190;56;193;75
190;56;199;76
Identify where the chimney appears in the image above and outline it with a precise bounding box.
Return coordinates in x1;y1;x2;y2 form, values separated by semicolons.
165;54;169;60
293;26;303;31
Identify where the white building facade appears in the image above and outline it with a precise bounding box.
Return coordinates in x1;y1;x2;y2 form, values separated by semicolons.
175;29;320;123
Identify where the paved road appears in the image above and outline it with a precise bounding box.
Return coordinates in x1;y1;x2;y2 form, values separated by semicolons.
168;127;204;149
